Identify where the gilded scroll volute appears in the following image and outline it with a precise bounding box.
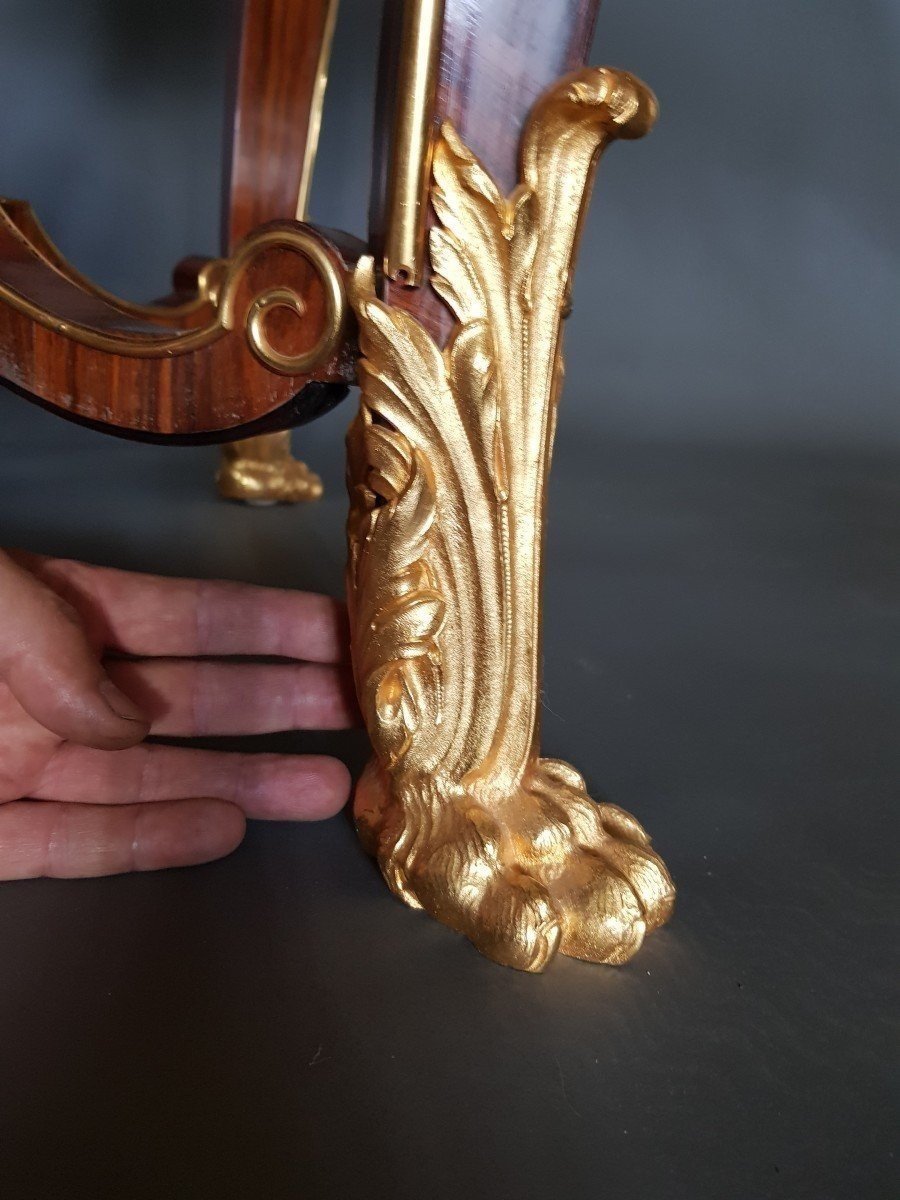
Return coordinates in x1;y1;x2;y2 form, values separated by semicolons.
346;69;674;971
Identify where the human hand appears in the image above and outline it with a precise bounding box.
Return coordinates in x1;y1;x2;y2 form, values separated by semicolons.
0;548;357;879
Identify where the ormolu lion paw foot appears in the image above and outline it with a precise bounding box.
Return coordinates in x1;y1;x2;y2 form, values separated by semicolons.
355;760;674;972
217;433;323;505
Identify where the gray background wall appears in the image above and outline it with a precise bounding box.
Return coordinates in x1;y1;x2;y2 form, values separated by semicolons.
0;0;897;450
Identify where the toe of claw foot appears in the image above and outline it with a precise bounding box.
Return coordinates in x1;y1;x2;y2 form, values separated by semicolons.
475;869;562;972
557;857;648;965
527;758;675;963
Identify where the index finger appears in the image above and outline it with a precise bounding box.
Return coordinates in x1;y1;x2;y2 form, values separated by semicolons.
15;554;349;664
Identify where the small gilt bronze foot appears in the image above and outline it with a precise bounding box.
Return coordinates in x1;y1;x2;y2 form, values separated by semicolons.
217;432;323;505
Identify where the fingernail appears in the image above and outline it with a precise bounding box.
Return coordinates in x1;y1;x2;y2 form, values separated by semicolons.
99;677;146;723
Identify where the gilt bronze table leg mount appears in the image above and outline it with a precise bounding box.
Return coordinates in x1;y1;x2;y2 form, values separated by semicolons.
345;68;675;972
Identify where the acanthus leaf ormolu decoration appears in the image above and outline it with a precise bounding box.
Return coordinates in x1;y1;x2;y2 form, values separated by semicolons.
346;68;675;971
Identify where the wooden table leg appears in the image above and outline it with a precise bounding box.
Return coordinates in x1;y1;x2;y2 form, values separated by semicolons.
216;0;339;504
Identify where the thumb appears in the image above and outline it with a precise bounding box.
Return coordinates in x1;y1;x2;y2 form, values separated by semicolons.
0;550;149;748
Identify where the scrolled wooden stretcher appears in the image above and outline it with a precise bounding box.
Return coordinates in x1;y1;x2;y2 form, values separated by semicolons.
0;0;674;971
